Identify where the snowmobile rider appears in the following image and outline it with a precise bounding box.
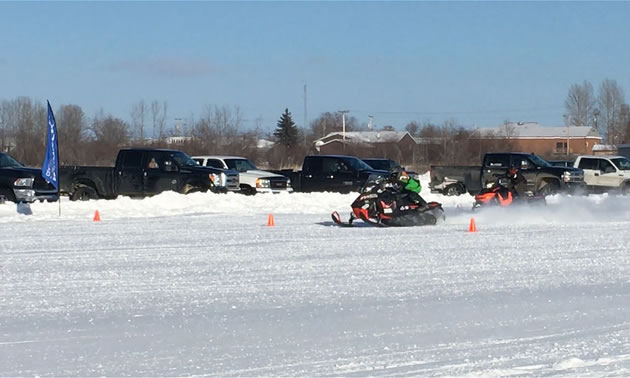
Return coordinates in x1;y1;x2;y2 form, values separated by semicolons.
389;167;427;206
504;165;527;198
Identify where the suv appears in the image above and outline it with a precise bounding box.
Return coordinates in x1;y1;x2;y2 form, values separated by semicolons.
193;156;293;195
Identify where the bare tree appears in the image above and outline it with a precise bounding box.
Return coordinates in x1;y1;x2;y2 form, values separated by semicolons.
131;100;146;141
150;100;168;140
190;105;242;154
565;81;596;127
0;97;46;165
404;120;421;136
56;104;87;164
310;111;359;139
598;79;626;144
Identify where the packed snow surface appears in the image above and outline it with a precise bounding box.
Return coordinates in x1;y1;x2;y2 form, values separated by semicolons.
2;175;630;376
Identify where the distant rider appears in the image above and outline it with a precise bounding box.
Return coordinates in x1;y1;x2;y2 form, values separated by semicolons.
504;166;527;198
389;167;427;206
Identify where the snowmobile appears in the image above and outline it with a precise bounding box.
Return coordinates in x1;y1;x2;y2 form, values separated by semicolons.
331;175;445;227
473;179;546;210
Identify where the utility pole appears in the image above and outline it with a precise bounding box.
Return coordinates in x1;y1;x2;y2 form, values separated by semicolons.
339;110;349;144
303;83;307;145
564;114;571;157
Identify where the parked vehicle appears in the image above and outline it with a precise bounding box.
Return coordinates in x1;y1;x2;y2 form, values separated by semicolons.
573;155;630;194
192;155;293;195
430;152;585;196
0;152;58;203
361;158;419;180
59;148;239;200
429;165;482;196
271;155;388;193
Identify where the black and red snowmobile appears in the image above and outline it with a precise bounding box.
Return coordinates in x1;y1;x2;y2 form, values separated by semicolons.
331;175;445;227
473;179;546;210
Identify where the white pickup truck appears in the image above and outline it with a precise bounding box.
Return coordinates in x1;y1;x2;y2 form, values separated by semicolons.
192;155;293;195
573;155;630;194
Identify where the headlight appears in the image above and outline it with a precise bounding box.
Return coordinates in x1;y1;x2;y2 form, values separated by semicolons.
220;172;227;186
286;178;292;187
256;178;270;188
486;182;494;188
209;173;221;185
14;178;34;187
562;171;571;182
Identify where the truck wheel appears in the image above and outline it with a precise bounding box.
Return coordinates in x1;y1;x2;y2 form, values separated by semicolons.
71;186;98;201
181;184;202;195
444;184;463;196
240;185;256;196
622;184;630;196
0;189;16;203
539;182;559;197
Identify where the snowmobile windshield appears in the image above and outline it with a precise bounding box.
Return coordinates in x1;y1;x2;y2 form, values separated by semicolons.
611;157;630;171
0;153;24;168
528;155;552;168
361;173;388;193
224;158;257;172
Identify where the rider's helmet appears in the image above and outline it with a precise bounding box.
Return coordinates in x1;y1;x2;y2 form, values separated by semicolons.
508;165;518;178
390;166;409;184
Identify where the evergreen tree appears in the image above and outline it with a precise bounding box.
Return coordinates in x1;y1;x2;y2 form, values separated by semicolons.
274;108;299;148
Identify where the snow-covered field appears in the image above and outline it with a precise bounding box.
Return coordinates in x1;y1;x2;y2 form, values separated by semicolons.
2;176;630;376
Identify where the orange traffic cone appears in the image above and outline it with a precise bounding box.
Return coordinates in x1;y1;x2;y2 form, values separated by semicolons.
267;213;275;227
468;217;477;232
93;210;101;222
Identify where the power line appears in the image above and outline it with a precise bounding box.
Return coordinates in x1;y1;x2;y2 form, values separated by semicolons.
350;105;564;116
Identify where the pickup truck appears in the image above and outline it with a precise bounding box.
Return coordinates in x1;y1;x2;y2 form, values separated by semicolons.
59;148;239;200
192;155;293;195
430;152;585;196
573;155;630;194
272;155;388;193
0;152;58;203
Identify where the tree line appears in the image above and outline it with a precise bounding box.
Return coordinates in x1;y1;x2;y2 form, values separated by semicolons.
2;80;629;170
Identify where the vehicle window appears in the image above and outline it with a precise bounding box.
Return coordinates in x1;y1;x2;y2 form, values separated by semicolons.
224;158;257;172
0;153;24;168
146;155;160;169
345;158;373;171
168;151;200;168
363;159;390;171
320;158;353;174
598;159;616;173
205;159;225;169
578;158;598;170
192;158;203;165
303;157;321;173
510;156;531;170
611;157;630;171
121;150;143;169
484;154;508;168
528;155;551;167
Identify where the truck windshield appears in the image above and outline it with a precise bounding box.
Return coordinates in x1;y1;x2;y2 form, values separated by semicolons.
529;155;551;168
224;159;257;172
363;159;393;171
170;152;200;168
0;153;24;168
611;157;630;170
347;158;375;172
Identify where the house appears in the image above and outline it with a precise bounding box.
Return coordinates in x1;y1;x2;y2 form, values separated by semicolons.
476;122;602;157
313;131;418;162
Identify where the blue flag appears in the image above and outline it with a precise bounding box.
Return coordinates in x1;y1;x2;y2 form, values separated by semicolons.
42;100;59;191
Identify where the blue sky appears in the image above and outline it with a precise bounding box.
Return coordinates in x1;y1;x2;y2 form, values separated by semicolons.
1;1;629;135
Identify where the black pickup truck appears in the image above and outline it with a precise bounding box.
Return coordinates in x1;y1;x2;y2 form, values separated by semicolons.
430;152;585;196
0;152;58;203
59;148;240;200
272;155;387;192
